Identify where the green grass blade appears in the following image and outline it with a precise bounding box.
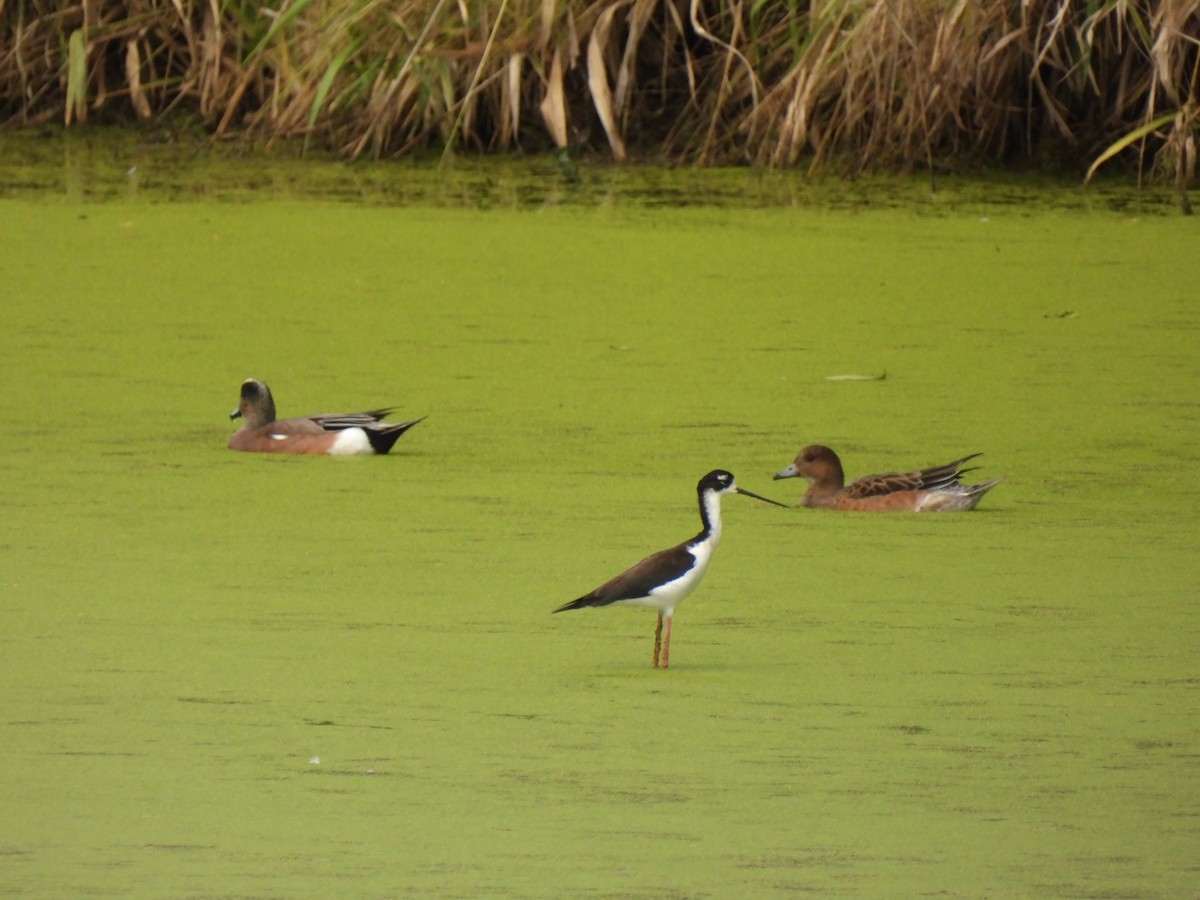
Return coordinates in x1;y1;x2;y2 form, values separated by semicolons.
66;29;87;125
246;0;320;61
305;41;361;154
1086;112;1178;183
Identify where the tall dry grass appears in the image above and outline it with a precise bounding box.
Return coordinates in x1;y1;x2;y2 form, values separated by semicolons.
1;1;1196;184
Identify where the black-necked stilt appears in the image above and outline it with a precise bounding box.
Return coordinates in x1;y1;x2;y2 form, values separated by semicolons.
553;470;787;668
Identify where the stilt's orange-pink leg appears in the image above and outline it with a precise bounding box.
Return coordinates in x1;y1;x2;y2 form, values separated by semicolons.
660;616;673;669
652;613;663;667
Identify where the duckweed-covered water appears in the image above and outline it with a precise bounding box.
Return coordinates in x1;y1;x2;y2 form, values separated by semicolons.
1;135;1197;897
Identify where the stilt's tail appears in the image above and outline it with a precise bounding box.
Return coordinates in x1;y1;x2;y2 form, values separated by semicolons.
553;596;594;613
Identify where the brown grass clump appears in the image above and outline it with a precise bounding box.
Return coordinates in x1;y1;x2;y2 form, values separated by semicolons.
1;1;1197;184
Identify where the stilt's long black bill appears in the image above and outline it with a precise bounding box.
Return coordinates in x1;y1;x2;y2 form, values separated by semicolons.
736;487;790;508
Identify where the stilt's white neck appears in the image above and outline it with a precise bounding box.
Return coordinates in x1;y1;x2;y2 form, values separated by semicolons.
697;488;724;545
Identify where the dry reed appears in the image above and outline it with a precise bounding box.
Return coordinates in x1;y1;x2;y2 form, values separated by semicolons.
1;0;1196;184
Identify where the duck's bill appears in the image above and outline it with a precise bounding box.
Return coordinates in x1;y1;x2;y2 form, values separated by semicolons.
773;464;798;480
736;487;790;508
229;408;242;421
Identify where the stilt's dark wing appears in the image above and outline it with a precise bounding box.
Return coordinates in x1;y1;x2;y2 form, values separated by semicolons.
554;542;695;612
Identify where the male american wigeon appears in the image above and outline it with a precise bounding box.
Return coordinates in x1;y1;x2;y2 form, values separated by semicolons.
773;445;1001;511
228;378;423;455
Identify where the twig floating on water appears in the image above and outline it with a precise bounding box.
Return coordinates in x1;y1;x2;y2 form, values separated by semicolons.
824;372;887;382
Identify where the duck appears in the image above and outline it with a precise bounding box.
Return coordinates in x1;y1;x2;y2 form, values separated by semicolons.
228;378;423;455
773;444;1001;511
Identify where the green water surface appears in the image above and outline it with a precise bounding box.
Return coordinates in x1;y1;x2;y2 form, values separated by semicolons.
1;143;1197;897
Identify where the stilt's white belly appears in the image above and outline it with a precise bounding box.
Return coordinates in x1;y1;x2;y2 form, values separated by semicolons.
641;541;714;614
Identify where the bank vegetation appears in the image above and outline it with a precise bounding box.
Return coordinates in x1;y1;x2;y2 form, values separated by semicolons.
1;0;1197;185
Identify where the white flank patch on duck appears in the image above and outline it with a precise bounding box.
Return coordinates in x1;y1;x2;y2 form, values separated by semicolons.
327;429;374;456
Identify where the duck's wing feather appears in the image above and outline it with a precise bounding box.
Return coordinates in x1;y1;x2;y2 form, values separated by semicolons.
843;453;982;499
307;408;396;432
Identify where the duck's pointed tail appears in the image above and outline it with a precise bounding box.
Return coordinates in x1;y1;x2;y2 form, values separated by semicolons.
365;416;426;454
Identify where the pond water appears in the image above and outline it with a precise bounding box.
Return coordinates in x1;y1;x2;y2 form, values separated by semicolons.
1;132;1197;897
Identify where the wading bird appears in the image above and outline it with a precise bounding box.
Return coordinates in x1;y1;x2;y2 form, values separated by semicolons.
554;470;787;668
